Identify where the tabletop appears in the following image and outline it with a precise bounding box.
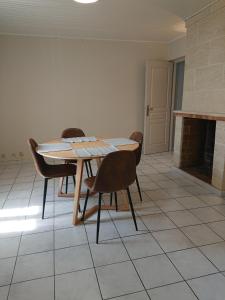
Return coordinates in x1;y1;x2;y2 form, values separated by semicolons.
39;138;139;160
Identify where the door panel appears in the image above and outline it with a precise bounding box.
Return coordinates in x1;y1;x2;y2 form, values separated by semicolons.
144;61;173;154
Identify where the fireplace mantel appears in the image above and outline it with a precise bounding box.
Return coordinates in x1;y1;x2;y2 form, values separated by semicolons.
174;111;225;122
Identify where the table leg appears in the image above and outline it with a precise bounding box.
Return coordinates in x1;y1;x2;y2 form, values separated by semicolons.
116;190;129;211
73;159;84;225
58;177;64;195
96;157;102;168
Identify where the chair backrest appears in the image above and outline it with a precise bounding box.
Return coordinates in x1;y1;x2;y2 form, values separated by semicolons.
61;128;85;138
129;131;143;166
28;138;47;177
93;150;136;193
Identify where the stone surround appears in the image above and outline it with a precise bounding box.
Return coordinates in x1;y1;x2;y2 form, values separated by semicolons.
174;112;225;192
182;0;225;114
174;0;225;192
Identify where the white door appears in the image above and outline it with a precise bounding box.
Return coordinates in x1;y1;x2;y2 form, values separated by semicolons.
144;61;173;154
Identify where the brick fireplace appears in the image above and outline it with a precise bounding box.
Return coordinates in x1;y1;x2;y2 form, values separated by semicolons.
174;111;225;192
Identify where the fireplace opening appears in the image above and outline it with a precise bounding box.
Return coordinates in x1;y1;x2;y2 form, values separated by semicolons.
180;118;216;183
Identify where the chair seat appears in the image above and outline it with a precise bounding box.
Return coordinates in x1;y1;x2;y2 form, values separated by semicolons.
44;164;76;179
84;176;96;189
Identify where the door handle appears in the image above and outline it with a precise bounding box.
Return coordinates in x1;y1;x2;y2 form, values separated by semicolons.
146;106;153;116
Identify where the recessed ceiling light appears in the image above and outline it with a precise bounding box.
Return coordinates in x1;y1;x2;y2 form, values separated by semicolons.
74;0;99;3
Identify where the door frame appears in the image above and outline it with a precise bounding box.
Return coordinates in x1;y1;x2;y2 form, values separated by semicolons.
169;57;185;151
144;60;173;154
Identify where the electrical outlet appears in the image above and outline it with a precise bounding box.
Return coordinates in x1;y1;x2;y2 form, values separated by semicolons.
1;154;6;159
19;152;24;157
11;153;16;158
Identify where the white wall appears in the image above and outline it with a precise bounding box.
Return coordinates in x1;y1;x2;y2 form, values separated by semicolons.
168;36;186;61
0;35;168;160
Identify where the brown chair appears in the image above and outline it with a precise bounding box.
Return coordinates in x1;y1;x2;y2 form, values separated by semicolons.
61;128;93;193
82;150;138;243
28;138;77;219
129;131;143;202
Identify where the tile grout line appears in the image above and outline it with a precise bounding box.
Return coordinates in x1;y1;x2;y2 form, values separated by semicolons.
108;203;152;300
83;216;104;300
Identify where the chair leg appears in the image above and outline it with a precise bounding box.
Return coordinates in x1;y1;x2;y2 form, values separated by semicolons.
96;193;102;244
42;178;48;219
127;187;138;231
72;175;76;187
110;193;113;206
65;176;68;193
85;161;90;177
81;189;89;221
114;192;118;211
136;175;143;202
88;161;93;177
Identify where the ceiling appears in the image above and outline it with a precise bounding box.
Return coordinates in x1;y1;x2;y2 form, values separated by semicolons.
0;0;214;42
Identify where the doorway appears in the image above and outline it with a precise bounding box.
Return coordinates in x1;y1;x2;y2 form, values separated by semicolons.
169;59;185;151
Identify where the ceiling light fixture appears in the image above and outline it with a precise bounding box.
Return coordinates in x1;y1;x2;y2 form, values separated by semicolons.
74;0;99;3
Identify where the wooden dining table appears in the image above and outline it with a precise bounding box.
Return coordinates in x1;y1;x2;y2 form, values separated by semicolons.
39;138;139;225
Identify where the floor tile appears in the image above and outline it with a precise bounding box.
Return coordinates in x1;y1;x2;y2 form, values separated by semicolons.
22;217;53;235
138;180;159;191
153;229;193;252
132;191;152;203
0;257;16;286
13;251;53;283
181;224;222;246
165;187;192;198
90;238;129;267
155;199;185;212
176;196;206;209
190;207;225;223
86;220;119;242
198;195;225;206
8;191;31;200
157;179;179;189
54;213;74;230
55;244;93;274
200;242;225;271
3;198;30;209
113;291;149;300
185;185;211;196
166;210;201;227
55;226;87;249
148;282;198;300
188;273;225;300
134;198;161;215
0;285;9;300
19;231;53;255
113;217;147;237
208;220;225;239
134;254;182;289
0;237;20;259
168;248;217;279
123;233;163;259
96;261;143;299
8;277;54;300
0;185;11;193
213;205;225;216
141;213;176;231
145;190;171;201
55;269;101;300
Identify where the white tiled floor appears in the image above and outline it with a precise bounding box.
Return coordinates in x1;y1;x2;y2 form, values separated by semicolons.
1;152;225;299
